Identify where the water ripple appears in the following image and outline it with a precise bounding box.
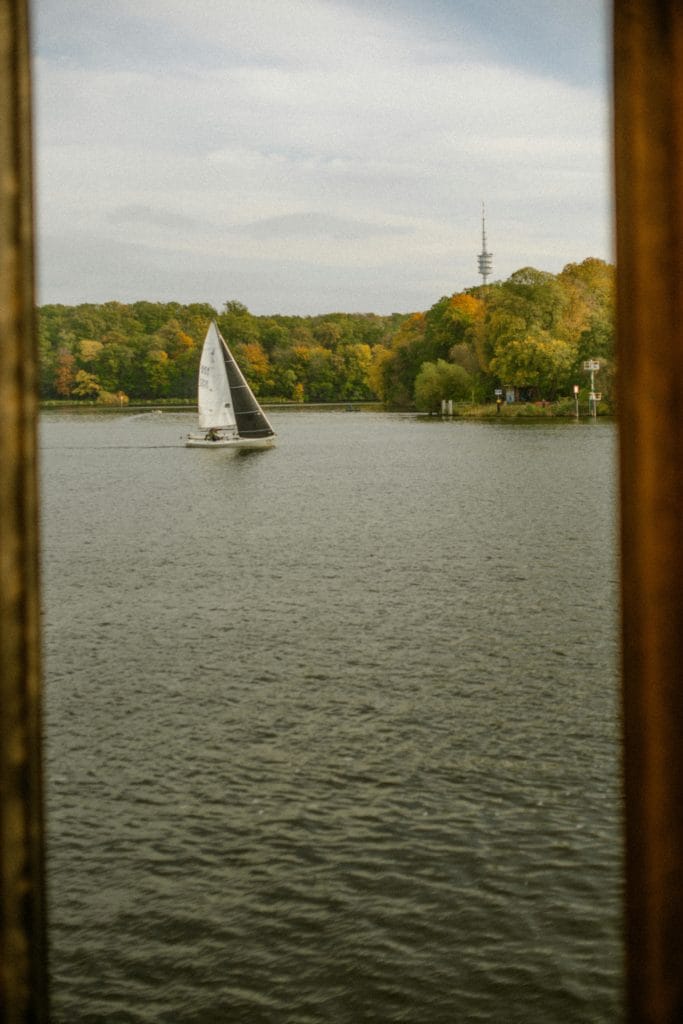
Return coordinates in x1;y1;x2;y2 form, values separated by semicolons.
42;411;623;1023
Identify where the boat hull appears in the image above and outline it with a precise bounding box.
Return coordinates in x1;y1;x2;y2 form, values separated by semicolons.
186;434;275;450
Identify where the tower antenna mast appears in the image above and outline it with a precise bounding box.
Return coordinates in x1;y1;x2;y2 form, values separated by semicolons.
477;203;493;286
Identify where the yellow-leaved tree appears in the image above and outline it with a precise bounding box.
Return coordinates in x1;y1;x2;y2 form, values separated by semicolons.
490;332;576;399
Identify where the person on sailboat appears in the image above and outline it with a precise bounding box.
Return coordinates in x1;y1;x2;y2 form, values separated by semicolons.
205;428;219;441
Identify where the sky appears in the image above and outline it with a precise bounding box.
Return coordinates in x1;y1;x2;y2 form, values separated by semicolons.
32;0;612;316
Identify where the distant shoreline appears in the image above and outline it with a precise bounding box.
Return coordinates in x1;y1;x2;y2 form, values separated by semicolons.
39;399;612;419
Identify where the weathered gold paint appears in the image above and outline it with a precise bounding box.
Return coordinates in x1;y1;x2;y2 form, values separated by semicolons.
0;0;49;1021
614;1;683;1021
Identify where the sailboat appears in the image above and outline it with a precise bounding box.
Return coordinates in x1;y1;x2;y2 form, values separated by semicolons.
186;321;276;449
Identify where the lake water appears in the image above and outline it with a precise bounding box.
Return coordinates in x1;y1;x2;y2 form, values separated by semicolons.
40;409;624;1023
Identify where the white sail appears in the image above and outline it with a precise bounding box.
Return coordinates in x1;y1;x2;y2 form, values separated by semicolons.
187;321;275;449
197;322;237;430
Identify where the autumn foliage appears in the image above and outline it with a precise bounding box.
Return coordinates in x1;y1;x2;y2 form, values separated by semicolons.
37;259;615;407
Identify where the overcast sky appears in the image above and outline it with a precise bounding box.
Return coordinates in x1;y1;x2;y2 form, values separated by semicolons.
32;0;612;315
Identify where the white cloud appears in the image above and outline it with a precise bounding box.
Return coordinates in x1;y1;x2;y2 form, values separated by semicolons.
32;0;612;314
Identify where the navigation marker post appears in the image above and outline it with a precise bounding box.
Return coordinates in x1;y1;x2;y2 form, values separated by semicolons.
583;360;601;418
573;384;580;420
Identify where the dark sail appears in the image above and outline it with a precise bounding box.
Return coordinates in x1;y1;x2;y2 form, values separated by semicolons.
218;330;275;439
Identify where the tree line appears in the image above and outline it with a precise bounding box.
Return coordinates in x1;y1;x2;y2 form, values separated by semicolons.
37;258;615;410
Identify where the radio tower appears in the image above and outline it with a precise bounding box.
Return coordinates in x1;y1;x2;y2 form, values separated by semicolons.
477;203;493;285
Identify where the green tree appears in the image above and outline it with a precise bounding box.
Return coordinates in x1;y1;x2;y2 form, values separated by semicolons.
94;342;133;394
144;350;171;398
217;301;260;347
259;320;290;357
381;313;427;406
491;267;570;332
425;292;484;356
153;319;195;358
332;343;373;400
379;294;486;407
305;347;336;401
490;332;576;398
312;320;342;349
558;258;616;365
170;346;200;398
414;360;473;413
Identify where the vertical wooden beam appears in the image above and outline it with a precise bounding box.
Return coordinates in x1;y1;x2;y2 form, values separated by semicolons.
614;1;683;1021
0;0;49;1021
